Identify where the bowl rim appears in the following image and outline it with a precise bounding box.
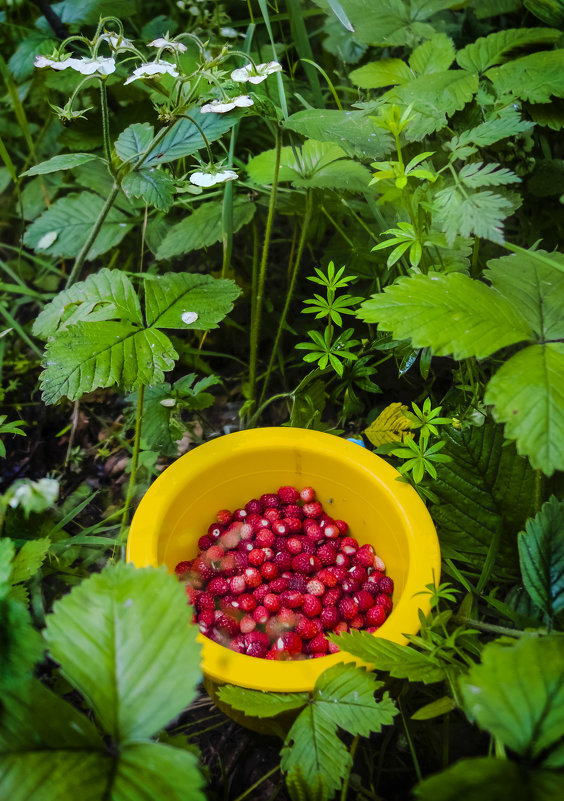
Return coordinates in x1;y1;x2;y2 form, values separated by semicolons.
127;427;441;692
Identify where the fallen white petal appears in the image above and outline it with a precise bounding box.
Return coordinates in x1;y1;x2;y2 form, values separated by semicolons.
181;311;199;324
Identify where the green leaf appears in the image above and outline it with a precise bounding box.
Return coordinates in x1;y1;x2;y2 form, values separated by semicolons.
411;696;456;720
458;162;520;188
8;31;57;82
525;0;564;26
10;538;50;584
50;0;135;25
0;598;43;689
485;250;564;340
144;109;237;167
138;383;178;457
23;192;132;260
44;563;202;742
486;49;564;103
156;199;256;260
0;751;110;801
121;169;175;212
453;107;535;148
333;631;446;683
144;273;241;331
519;497;564;618
460;635;564;759
0;539;14;594
115;123;154;164
284;109;393;160
218;686;308;717
432;422;537;561
112;742;205;801
21;153;99;177
456;27;562;73
349;58;412;88
485;343;564;476
313;663;397;736
433;186;515;244
358;272;533;359
409;33;455;75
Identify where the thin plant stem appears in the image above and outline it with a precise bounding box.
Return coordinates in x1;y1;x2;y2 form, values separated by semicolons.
99;79;112;163
341;734;360;801
248;126;282;406
398;695;422;783
453;616;526;637
257;190;313;410
119;383;145;540
0;303;42;357
65;184;119;288
231;765;280;801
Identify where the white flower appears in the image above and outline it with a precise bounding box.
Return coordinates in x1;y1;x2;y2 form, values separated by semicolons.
190;169;238;187
149;37;188;53
99;33;134;51
34;54;116;75
230;60;282;84
200;95;253;114
220;27;238;38
124;60;179;85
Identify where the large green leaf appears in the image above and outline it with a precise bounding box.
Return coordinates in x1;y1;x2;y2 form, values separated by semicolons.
525;0;564;26
112;743;205;801
218;686;308;717
23;192;132;260
156;199;256;260
518;497;564;618
115;123;154;165
485;251;564;340
409;33;455;75
50;0;135;25
486;49;564;103
144;273;241;331
121;169;175;212
44;563;202;742
460;635;564;760
333;631;446;683
22;153;99;177
143;109;237;167
358;272;534;359
433;185;516;245
485;343;564;476
284;109;393;160
349;58;412;88
456;27;562;73
0;752;110;801
432;423;537;561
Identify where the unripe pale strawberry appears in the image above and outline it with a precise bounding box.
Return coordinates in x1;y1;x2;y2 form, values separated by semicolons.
300;486;316;503
240;615;256;633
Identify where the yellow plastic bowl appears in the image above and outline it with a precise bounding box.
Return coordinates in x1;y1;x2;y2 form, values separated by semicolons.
127;427;440;692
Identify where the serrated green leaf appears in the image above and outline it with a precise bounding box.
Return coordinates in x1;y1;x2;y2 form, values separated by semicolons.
144;109;237;167
460;635;564;759
121;169;175;212
8;31;57;82
485;343;564;476
156;199;255;260
44;563;202;742
23;192;132;260
458;162;520;188
313;663;397;736
485;250;564;340
218;685;308;717
10;538;50;584
409;33;455;75
112;742;205;801
349;58;412;88
285;109;393;160
526;98;564;130
0;539;14;594
415;758;543;801
486;49;564;103
33;268;143;340
286;763;328;801
0;751;110;801
358;272;533;359
456;27;562;73
144;273;241;331
432;423;537;561
433;186;515;244
518;497;564;618
115;123;154;164
333;631;446;683
0;598;43;689
453;107;535;148
21;153;99;177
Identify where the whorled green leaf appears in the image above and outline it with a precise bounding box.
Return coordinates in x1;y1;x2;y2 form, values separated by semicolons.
460;635;564;760
485;343;564;476
115;123;154;165
518;496;564;618
21;153;99;177
121;168;175;212
23;192;132;260
349;58;412;88
284;109;393;160
112;742;206;801
144;272;241;331
409;33;455;75
432;422;537;561
44;562;202;742
456;27;562;73
144;109;238;167
218;686;308;717
486;49;564;103
332;631;446;683
358;272;533;360
156;199;256;260
485;250;564;340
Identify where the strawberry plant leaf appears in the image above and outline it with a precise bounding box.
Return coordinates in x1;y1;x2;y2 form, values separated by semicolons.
21;153;99;177
284;109;393;160
332;631;446;683
460;635;564;761
349;58;412;88
357;272;534;359
0;598;43;690
156;199;256;260
23;192;132;260
0;751;111;801
113;742;205;801
143;109;238;167
121;168;175;212
144;273;240;331
115;122;154;164
313;663;397;736
456;27;562;73
518;496;564;618
44;563;202;741
486;49;564;103
409;33;455;75
485;250;564;340
9;538;50;584
484;343;564;475
218;686;308;717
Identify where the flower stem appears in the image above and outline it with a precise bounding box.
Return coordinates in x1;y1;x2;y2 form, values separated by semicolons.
248;126;282;408
120;383;145;541
99;78;111;163
65;184;119;288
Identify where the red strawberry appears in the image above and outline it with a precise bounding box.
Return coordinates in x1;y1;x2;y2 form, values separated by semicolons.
245;631;270;658
316;543;337;566
341;576;360;594
175;561;192;577
318;568;338;588
207;577;230;596
280;590;304;609
229;634;246;652
268;576;289;593
355;544;375;568
243;567;262;588
273;631;303;656
260;493;279;508
198;534;214;550
248;548;266;567
245;498;262;514
379;576;394;595
216;509;233;525
299;537;317;555
285;537;303;554
349;565;368;584
284;517;303;533
287;574;307;593
295;616;318;640
365;605;387;627
253;605;269;624
238;593;257;612
263;593;281;613
323;523;340;539
214;611;239;637
340;536;359;555
302;594;322;618
272;520;289;536
303;501;323;518
304;521;323;541
322;587;342;606
350;614;364;629
233;508;248;522
252;583;269;602
300;487;316;503
260;561;278;580
375;593;393;614
281;504;304;519
229;575;246;595
278;486;300;504
263;507;280;522
255;528;275;548
320;606;340;630
291;553;316;575
274;551;293;571
335;519;348;535
338;597;358;620
354;590;375;612
304;633;328;654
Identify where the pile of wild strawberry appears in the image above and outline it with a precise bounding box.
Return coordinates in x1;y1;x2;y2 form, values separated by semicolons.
175;485;393;660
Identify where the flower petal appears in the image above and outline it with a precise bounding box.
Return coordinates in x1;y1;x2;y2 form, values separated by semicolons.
200;100;236;114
